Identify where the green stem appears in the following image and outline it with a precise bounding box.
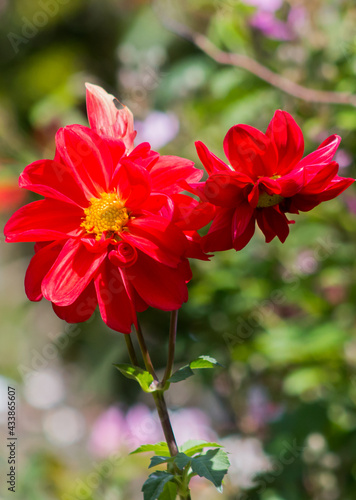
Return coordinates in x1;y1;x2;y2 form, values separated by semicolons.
124;333;140;367
135;320;158;381
161;309;179;387
133;318;192;500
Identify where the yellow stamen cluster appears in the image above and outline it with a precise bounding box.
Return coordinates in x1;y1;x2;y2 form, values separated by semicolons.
81;192;129;241
257;192;284;208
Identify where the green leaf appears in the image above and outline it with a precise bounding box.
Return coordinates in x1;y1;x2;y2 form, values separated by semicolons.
190;448;230;488
130;442;170;455
190;356;222;369
168;365;194;383
168;355;222;383
149;455;172;468
114;364;156;393
142;471;174;500
179;440;223;457
158;481;178;500
173;452;191;471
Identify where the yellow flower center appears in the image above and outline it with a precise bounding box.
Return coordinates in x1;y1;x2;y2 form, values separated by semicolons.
81;192;129;241
257;192;284;208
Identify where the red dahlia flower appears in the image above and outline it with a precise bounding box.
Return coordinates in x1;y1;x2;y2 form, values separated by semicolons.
4;84;207;334
195;110;354;251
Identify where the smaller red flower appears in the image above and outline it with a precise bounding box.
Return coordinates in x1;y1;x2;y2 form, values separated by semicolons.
195;110;354;251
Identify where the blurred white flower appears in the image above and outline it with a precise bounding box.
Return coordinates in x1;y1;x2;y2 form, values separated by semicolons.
43;406;85;446
24;369;65;410
135;111;179;149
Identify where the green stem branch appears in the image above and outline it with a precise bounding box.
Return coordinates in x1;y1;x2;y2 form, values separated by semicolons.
135;320;158;381
161;309;179;387
124;333;140;367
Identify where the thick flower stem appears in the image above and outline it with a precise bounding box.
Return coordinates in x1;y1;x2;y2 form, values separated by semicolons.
152;391;179;456
161;309;179;387
152;391;192;500
124;333;140;367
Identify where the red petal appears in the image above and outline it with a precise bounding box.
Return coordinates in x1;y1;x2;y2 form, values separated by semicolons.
124;215;188;267
315;176;355;202
266;110;304;175
19;159;88;208
171;194;215;231
4;199;83;242
195;141;230;175
111;159;151;208
52;281;97;323
42;239;106;306
204;172;251;207
300;161;339;194
298;135;341;168
232;208;256;250
25;242;64;301
201;207;235;252
149;155;202;194
86;83;137;153
276;167;305;197
128;251;190;310
232;202;255;240
56;125;113;198
127;142;159;170
94;259;137;334
257;207;290;243
223;124;276;178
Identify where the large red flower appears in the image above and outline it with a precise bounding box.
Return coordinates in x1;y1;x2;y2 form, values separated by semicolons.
4;84;207;334
195;110;354;251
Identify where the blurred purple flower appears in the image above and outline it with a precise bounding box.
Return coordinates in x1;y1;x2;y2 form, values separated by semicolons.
88;406;127;457
135;111;179;150
242;0;307;41
247;386;283;430
335;149;352;169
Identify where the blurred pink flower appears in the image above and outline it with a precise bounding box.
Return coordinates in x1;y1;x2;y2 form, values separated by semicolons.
250;11;295;41
88;406;127;457
171;408;217;446
335;149;352;169
125;404;162;449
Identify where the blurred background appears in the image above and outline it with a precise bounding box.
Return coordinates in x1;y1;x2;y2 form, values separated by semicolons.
1;0;356;499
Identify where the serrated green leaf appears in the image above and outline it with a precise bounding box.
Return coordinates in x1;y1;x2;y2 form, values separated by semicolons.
190;356;222;369
190;449;230;488
168;365;194;383
179;440;223;457
158;481;178;500
142;471;174;500
173;452;191;471
130;442;170;455
114;364;156;392
169;356;222;384
149;455;172;468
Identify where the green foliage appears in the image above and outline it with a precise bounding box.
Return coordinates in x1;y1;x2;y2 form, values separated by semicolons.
142;471;175;500
169;355;221;383
179;439;223;456
131;442;170;456
114;364;156;393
